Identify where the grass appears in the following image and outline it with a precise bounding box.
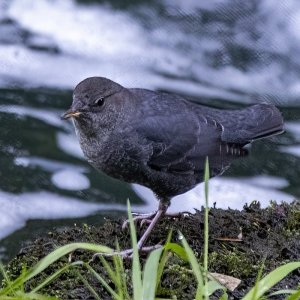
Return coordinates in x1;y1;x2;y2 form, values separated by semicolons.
1;159;300;299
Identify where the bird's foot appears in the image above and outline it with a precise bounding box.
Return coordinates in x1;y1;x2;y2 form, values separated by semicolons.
122;211;156;230
109;202;170;259
92;244;162;260
122;210;190;230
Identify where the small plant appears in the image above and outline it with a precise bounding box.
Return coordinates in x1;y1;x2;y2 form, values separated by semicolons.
1;159;299;299
0;243;113;299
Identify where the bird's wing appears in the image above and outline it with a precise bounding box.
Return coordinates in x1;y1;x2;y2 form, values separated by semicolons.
134;111;224;174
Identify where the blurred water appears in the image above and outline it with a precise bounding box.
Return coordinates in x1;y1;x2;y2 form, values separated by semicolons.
0;0;299;261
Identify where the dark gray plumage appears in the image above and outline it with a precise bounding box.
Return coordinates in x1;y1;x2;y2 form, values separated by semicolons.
63;76;284;251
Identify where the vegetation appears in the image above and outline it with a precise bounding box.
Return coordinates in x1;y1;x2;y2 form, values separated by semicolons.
1;160;299;299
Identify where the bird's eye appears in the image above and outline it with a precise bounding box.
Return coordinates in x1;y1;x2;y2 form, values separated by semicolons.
94;97;104;106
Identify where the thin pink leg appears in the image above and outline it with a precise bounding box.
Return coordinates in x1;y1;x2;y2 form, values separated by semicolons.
137;208;164;249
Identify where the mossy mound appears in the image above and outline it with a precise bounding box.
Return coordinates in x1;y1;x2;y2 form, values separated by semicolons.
3;201;300;299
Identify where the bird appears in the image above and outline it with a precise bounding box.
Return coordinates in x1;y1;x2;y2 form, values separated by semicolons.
62;76;284;253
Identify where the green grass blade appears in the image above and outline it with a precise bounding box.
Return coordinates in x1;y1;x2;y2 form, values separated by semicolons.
249;260;265;300
99;256;118;286
0;263;16;296
116;241;130;299
0;272;29;296
180;233;204;299
242;262;300;300
29;294;58;300
127;200;142;300
285;289;300;300
0;243;113;296
0;293;58;300
219;292;229;300
203;157;210;300
206;280;226;296
85;264;121;300
269;289;298;296
164;242;188;261
112;256;124;300
155;252;169;292
156;231;173;291
31;261;82;293
19;265;27;294
142;248;163;300
204;157;210;205
27;243;113;281
77;271;101;300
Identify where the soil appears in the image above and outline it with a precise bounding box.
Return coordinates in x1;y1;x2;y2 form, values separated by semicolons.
3;201;300;299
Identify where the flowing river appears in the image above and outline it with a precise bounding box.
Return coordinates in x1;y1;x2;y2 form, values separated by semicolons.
0;0;299;261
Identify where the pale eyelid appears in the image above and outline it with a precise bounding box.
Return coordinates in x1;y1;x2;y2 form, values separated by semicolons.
94;97;104;105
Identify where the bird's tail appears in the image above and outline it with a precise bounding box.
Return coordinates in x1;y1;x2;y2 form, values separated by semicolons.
206;103;284;144
245;104;284;142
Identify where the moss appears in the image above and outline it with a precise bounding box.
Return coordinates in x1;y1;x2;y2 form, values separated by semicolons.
2;201;300;299
208;250;259;278
157;257;196;298
285;209;300;234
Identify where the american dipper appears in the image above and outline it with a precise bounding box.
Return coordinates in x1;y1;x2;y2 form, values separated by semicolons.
62;77;284;251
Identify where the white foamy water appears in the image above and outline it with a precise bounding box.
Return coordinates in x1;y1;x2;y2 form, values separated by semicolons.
0;191;126;239
3;157;293;240
285;121;300;140
14;155;91;190
51;170;90;191
132;176;294;213
0;0;298;104
0;104;65;128
14;156;86;172
0;0;299;246
8;0;144;58
56;131;84;159
280;145;300;158
238;175;289;189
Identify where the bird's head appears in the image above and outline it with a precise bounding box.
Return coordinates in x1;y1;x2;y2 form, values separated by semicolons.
62;77;126;133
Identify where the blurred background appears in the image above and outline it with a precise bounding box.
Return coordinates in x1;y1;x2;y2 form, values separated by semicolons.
0;0;299;262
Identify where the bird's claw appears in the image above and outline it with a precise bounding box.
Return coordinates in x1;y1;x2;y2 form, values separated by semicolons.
121;220;129;230
140;218;152;227
92;244;163;260
122;211;157;230
121;210;190;231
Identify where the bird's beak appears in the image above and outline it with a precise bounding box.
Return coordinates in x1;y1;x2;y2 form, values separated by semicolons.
61;109;81;120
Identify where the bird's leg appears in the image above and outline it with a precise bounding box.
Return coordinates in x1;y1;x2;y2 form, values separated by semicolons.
107;201;168;258
94;200;190;259
136;201;168;249
93;202;169;260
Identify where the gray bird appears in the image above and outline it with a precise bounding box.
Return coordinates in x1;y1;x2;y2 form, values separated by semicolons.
62;77;284;251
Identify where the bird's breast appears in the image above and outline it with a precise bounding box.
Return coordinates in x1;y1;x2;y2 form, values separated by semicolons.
78;132;141;182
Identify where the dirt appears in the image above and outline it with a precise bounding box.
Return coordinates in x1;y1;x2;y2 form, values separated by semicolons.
3;201;300;299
